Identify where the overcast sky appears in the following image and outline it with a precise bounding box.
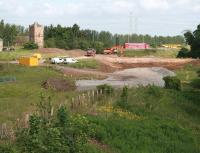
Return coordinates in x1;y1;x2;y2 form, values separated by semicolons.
0;0;200;36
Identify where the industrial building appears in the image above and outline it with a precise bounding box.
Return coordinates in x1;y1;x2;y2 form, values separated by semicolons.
29;22;44;48
0;38;3;51
124;43;150;49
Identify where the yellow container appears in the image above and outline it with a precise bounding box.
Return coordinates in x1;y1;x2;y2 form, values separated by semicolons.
33;53;42;59
19;57;39;66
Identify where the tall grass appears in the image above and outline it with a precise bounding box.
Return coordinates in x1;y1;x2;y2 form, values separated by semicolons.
124;49;179;58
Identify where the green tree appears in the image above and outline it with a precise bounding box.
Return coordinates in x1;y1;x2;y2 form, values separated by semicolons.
181;24;200;58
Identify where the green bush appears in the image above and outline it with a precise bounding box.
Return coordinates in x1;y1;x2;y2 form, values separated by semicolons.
146;85;162;98
97;84;114;95
177;48;190;58
197;69;200;77
163;76;181;91
191;79;200;89
44;38;56;48
23;42;38;50
78;40;90;50
116;86;129;109
91;41;104;54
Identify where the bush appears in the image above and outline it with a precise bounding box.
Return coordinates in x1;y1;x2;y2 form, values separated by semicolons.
97;84;114;95
44;38;56;48
23;42;38;50
146;85;162;98
191;79;200;89
163;76;181;90
78;40;90;50
197;69;200;77
91;41;104;54
116;86;129;109
177;48;190;58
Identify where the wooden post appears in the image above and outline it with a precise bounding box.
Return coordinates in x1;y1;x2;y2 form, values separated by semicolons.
24;114;29;128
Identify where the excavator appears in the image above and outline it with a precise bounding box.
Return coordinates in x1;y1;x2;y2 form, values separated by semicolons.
103;45;124;55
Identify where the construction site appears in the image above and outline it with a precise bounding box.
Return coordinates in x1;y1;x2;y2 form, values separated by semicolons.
0;18;200;152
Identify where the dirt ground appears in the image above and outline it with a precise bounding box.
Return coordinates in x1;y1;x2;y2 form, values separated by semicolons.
38;48;86;57
95;55;200;71
47;54;200;79
42;78;75;91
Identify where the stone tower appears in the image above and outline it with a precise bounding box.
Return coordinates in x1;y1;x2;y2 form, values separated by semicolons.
29;22;44;48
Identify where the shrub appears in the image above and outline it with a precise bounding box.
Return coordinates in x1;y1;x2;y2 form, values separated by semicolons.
163;76;181;91
44;38;56;48
116;86;129;109
191;79;200;89
197;69;200;77
78;40;90;50
91;41;104;54
146;85;162;98
23;41;38;50
177;48;190;58
97;84;114;95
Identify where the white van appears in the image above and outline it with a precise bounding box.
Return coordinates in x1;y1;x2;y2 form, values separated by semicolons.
51;57;64;64
63;58;78;64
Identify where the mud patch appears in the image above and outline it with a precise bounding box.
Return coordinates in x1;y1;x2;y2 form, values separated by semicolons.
42;78;75;91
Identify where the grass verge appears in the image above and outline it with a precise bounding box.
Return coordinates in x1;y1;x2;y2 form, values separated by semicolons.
123;49;179;58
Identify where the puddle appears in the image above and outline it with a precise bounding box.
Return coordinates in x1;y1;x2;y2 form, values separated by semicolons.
76;67;175;91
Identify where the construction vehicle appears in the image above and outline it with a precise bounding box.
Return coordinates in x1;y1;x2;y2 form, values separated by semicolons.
103;45;124;55
86;48;96;56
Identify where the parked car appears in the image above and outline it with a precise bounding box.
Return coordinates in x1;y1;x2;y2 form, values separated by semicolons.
86;48;96;56
63;58;78;64
51;57;64;64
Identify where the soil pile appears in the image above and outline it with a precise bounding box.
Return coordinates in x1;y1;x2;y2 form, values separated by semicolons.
42;78;75;91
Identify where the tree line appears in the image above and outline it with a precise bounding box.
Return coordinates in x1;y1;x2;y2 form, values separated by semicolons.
0;20;28;46
0;19;185;51
44;24;185;52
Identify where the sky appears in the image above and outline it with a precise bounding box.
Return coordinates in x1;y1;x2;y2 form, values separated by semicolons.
0;0;200;36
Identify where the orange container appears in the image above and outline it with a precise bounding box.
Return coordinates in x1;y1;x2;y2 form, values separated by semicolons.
19;57;39;66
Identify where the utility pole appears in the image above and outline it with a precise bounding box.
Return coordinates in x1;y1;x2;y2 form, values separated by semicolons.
92;31;95;42
128;12;133;43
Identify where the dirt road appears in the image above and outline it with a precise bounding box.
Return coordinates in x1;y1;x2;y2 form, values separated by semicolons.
95;55;199;70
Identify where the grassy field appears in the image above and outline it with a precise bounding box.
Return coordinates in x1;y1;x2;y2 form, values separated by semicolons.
1;62;200;152
0;48;34;61
0;48;70;61
64;59;100;69
0;64;78;124
83;65;200;152
123;49;179;58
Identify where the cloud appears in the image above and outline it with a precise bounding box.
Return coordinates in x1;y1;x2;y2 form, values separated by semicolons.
0;0;199;35
193;4;200;12
44;3;59;16
140;0;169;10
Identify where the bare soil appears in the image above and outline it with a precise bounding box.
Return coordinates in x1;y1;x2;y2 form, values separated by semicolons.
42;78;75;91
95;55;200;71
53;65;108;79
38;48;86;57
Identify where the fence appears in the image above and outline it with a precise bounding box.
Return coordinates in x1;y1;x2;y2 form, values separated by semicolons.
0;88;117;140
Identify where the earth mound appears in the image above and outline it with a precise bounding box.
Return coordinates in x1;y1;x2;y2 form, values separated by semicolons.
42;78;75;91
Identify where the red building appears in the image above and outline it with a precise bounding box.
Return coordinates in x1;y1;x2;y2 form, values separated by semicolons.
124;43;150;49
